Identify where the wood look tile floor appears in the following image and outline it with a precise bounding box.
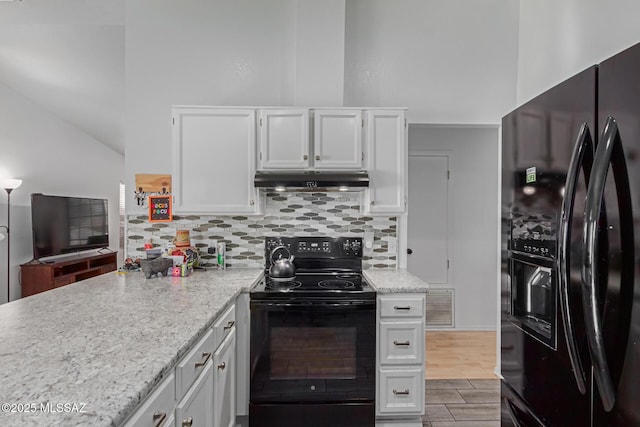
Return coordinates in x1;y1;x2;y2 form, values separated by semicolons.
423;332;500;426
425;331;498;380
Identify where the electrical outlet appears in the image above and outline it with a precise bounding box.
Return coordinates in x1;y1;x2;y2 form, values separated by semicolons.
363;230;374;250
387;237;397;253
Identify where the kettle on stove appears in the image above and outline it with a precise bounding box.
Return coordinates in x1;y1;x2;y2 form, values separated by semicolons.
269;246;296;281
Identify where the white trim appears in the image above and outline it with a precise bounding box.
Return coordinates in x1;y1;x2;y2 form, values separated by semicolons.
496;125;503;378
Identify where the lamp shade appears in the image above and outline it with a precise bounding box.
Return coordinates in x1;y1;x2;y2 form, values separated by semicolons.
1;178;22;190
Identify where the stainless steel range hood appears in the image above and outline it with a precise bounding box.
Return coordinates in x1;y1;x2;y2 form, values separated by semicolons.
254;170;369;192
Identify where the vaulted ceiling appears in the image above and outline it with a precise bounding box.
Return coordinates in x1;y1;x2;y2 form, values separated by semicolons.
0;0;125;154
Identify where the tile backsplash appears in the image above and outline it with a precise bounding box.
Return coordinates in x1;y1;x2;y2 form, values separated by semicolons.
127;192;397;269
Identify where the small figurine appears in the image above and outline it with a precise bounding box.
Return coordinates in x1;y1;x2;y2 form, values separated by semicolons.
140;257;174;279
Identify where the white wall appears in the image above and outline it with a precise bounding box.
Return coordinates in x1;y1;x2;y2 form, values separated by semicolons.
517;0;640;106
409;125;499;330
344;0;519;124
125;0;297;212
0;82;124;303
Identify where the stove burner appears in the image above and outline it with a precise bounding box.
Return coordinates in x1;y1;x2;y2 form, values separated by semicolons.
266;280;302;291
318;279;355;290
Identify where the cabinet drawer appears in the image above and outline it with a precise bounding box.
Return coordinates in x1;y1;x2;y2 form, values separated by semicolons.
213;304;236;350
124;373;175;427
379;321;424;365
380;296;424;318
377;369;424;415
176;328;215;400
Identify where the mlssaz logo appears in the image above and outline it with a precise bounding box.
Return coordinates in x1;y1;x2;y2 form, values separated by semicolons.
306;181;318;188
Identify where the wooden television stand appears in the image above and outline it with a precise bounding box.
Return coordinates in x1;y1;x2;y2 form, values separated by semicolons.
21;251;118;298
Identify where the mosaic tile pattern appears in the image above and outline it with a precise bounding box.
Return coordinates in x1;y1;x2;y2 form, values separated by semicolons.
127;192;397;269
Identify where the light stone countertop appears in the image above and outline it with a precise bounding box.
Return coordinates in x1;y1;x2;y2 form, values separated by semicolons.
0;266;425;427
0;268;262;427
364;268;430;293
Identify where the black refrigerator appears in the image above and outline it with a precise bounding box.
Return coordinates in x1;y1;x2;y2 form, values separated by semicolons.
501;42;640;426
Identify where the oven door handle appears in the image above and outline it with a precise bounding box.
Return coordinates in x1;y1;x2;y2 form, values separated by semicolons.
250;300;375;308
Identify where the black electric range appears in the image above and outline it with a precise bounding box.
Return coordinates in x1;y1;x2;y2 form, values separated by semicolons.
249;236;377;427
251;236;376;301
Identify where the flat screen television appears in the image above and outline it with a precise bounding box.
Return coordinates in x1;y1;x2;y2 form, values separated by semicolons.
31;193;110;260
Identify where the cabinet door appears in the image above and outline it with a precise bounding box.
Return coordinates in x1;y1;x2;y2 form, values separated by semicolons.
365;110;407;214
377;368;424;415
313;109;363;169
258;109;310;169
379;321;424;366
172;108;258;214
175;360;213;427
213;329;236;427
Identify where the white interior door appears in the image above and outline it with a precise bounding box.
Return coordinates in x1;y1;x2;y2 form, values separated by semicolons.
407;155;449;284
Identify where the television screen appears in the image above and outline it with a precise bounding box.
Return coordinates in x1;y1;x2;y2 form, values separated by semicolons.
31;194;109;260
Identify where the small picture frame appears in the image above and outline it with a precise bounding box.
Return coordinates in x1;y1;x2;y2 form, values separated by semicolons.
149;195;172;223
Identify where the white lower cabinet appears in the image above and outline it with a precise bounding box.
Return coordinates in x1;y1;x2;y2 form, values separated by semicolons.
378;368;424;415
376;293;426;426
176;361;214;427
213;329;236;427
124;373;175;427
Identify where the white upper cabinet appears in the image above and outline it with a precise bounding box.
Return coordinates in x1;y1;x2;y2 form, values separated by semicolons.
313;109;364;169
364;110;407;214
172;107;259;214
258;108;310;169
258;108;365;170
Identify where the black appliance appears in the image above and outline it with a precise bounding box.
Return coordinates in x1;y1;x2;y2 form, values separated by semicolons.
501;43;640;426
250;236;376;427
254;170;369;192
31;193;110;260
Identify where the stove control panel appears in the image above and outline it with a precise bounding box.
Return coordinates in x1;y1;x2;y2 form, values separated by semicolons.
265;236;363;259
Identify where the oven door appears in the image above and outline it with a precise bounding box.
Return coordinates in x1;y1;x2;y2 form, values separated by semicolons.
249;298;376;426
510;253;557;349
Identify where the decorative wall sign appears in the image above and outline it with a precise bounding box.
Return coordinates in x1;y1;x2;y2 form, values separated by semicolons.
149;195;172;222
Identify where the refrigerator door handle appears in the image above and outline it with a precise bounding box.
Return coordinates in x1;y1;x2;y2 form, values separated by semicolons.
582;116;633;412
558;123;593;395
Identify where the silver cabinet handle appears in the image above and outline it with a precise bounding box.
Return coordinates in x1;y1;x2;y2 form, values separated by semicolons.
303;154;308;160
152;411;167;427
194;352;211;368
249;200;255;206
218;361;226;370
393;340;410;346
393;389;410;395
223;320;235;331
394;305;411;310
182;417;193;427
315;155;320;160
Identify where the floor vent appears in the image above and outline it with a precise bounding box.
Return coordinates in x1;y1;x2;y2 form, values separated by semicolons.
425;288;454;328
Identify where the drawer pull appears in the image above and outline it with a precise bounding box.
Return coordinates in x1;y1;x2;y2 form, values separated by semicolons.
393;340;411;346
182;417;193;427
218;361;226;370
394;305;411;310
393;389;410;395
195;352;211;368
223;320;235;330
303;154;309;160
152;411;167;427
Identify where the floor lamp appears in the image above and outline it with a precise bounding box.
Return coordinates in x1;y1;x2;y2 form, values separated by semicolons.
1;178;22;303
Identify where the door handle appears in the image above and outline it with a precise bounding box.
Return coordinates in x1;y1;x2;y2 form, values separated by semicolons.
557;123;593;395
582;116;634;412
406;248;413;254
